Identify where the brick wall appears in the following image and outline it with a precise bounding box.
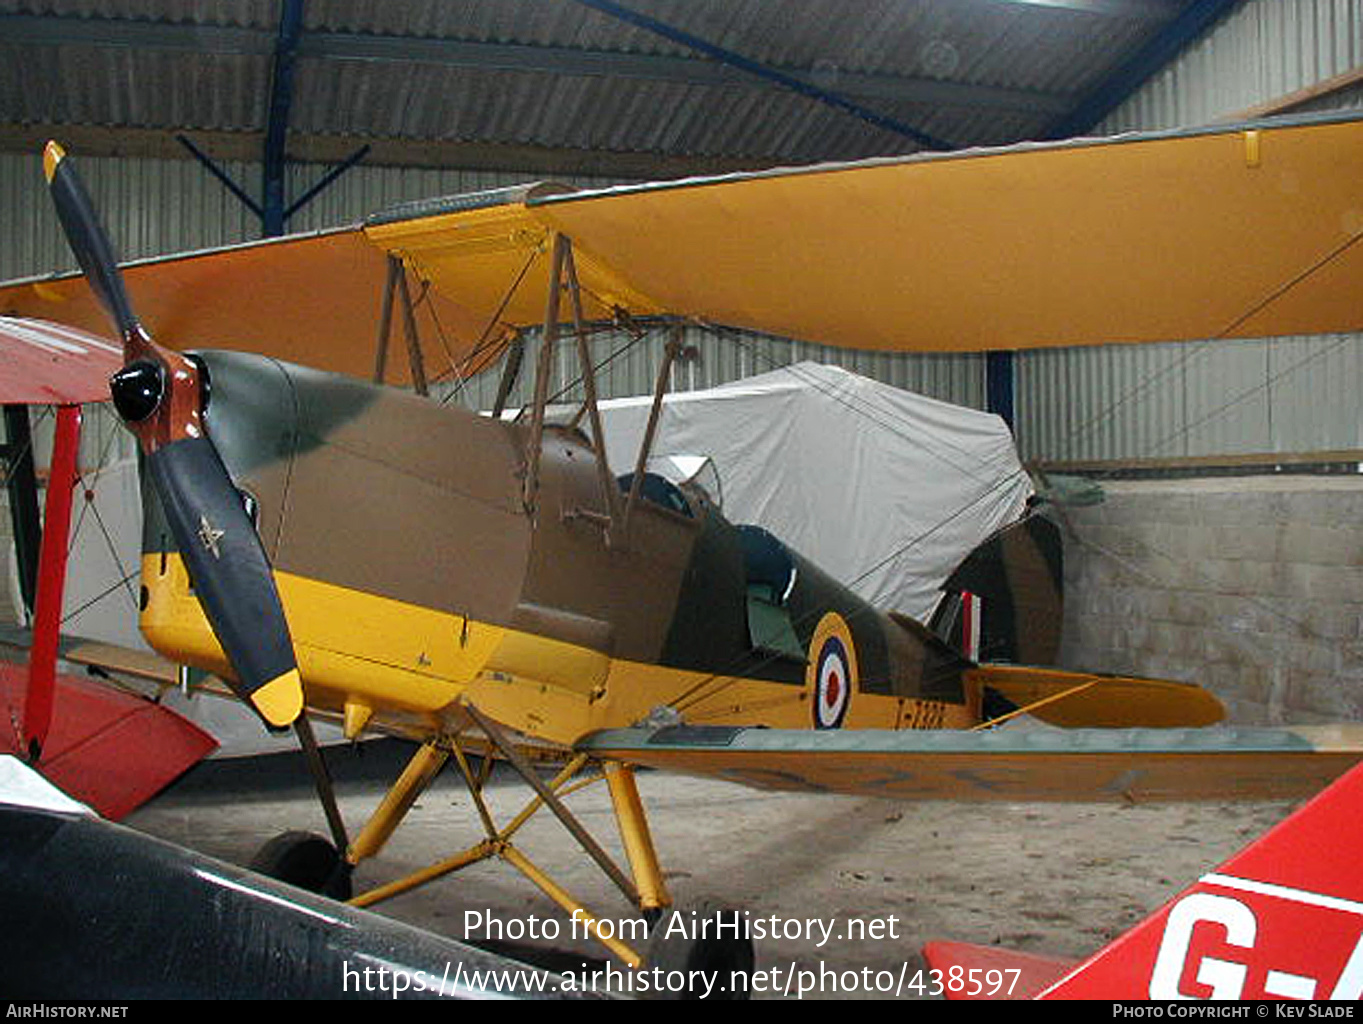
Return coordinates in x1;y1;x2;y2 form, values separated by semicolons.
1058;477;1363;725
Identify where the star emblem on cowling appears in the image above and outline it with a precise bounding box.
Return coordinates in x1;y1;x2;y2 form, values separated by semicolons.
198;514;226;559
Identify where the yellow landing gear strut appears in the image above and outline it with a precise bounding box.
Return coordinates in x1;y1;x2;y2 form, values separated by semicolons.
341;703;670;968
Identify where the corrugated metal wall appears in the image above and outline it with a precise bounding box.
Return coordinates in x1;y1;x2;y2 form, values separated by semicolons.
1015;332;1363;462
435;323;984;412
1014;0;1363;465
1098;0;1363;132
1;153;258;281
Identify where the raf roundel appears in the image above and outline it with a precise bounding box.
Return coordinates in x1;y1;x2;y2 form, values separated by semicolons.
815;637;850;729
807;612;858;730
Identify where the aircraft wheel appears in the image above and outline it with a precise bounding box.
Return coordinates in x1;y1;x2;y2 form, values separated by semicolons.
249;830;352;900
643;903;755;1000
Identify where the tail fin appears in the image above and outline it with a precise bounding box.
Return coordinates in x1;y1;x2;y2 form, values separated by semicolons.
929;511;1063;665
924;760;1363;1000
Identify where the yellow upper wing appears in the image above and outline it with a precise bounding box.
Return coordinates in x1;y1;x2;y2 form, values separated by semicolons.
533;114;1363;353
4;112;1362;375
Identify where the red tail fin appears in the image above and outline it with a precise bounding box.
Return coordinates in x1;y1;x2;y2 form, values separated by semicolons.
925;762;1363;1000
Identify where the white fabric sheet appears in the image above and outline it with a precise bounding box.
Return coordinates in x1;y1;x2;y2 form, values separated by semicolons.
596;362;1033;620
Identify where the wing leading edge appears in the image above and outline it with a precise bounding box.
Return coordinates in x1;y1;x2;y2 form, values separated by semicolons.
575;723;1363;802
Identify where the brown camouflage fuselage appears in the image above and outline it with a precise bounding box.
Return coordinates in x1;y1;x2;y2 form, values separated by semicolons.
138;351;1013;746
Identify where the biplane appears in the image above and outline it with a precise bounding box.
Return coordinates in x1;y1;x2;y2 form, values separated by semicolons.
6;109;1363;986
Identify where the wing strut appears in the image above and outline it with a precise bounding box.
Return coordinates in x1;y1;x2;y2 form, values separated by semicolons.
463;701;641;907
563;239;624;536
518;233;644;546
521;233;569;514
371;254;430;396
620;324;684;541
21;404;81;761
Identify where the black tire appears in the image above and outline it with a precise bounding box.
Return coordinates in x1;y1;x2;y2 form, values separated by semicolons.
249;830;353;900
643;903;755;1000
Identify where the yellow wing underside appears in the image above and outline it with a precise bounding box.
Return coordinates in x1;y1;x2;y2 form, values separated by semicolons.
3;114;1362;375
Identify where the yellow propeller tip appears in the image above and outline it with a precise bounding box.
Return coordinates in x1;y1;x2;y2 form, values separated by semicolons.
250;668;305;728
42;141;67;183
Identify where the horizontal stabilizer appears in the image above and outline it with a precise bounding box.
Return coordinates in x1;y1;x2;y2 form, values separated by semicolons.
576;722;1363;801
967;665;1225;729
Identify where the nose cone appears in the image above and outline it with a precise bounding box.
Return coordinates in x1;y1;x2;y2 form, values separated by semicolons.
109;359;165;423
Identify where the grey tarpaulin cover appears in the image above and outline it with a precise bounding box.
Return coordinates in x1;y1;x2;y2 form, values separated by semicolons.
596;362;1033;620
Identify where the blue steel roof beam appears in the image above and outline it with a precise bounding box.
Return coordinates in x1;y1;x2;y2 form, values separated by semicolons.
174;134;263;219
285;144;371;222
262;0;305;238
1042;0;1247;139
569;0;956;152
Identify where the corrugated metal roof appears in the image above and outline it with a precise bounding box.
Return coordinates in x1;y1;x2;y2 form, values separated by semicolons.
0;0;1212;174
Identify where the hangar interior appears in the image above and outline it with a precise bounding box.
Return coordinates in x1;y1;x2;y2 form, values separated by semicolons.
4;0;1362;723
1;0;1363;999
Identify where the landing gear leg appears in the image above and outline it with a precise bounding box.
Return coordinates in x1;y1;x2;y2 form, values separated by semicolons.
249;716;353;899
601;761;753;998
330;704;751;995
605;762;668;923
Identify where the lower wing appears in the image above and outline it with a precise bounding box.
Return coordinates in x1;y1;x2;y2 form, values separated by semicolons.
575;722;1363;801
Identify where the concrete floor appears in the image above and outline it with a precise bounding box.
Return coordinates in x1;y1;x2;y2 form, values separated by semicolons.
123;737;1302;1000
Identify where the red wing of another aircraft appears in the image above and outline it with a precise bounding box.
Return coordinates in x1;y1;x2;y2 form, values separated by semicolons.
0;316;122;403
0;316;216;817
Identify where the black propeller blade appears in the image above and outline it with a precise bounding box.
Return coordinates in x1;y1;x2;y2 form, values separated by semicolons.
43;141;303;728
43;143;141;340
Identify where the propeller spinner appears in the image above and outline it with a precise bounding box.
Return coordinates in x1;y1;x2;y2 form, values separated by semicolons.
43;142;303;728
